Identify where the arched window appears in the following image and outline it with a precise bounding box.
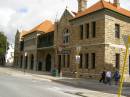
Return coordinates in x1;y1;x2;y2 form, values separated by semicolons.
63;29;70;44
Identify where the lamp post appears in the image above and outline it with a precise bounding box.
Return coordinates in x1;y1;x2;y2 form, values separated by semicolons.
75;46;81;78
58;46;63;77
24;52;27;74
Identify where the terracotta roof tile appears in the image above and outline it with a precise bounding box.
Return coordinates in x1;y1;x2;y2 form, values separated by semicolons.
103;0;130;17
21;20;55;37
74;0;130;19
30;20;54;33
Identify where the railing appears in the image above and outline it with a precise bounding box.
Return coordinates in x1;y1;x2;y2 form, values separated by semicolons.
38;41;53;48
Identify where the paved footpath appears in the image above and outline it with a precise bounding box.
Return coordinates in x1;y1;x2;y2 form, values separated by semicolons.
0;67;129;97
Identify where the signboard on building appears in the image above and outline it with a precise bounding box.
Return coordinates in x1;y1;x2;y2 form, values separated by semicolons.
57;49;71;55
62;50;71;54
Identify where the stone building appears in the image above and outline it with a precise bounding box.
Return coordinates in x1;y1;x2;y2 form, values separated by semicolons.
14;0;130;80
54;8;76;76
14;30;20;67
14;20;55;72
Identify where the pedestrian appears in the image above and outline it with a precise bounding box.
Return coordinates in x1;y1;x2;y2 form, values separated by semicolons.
113;70;120;85
99;70;106;84
106;71;112;85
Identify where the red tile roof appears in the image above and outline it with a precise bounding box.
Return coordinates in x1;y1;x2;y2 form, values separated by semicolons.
74;0;130;19
21;20;54;37
30;20;54;33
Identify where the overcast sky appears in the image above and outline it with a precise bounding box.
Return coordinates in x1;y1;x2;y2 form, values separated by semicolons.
0;0;130;44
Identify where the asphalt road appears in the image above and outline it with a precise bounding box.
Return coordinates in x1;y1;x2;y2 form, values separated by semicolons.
0;67;129;97
0;74;81;97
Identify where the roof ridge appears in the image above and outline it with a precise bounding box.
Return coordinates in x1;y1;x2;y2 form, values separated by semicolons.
30;20;52;32
75;1;103;18
34;20;52;29
66;8;76;17
21;20;54;37
101;0;105;8
73;0;130;20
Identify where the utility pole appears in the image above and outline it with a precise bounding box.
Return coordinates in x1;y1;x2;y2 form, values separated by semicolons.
118;35;130;97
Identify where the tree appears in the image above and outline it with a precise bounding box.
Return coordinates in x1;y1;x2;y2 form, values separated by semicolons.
0;32;8;55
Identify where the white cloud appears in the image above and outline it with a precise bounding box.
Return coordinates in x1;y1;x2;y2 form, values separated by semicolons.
0;8;15;27
0;0;129;44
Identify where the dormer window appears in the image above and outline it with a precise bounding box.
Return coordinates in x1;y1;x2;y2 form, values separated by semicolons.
63;29;70;44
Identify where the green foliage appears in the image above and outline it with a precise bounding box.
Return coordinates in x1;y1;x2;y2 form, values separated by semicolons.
0;32;8;55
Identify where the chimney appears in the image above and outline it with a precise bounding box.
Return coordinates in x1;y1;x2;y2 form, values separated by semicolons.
114;0;120;7
78;0;87;12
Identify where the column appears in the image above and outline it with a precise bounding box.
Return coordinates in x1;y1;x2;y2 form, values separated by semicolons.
34;51;37;71
54;49;58;69
18;56;20;68
27;54;30;70
51;53;54;71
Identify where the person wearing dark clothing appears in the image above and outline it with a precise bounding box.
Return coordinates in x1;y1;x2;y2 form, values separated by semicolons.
113;70;120;85
99;71;106;83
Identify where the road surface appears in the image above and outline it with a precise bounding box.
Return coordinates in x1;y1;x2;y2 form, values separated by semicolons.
0;74;81;97
0;67;129;97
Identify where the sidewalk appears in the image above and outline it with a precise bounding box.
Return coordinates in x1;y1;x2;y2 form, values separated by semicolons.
30;74;130;97
0;67;129;97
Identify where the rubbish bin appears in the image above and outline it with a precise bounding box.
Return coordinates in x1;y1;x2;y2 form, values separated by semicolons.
52;69;58;76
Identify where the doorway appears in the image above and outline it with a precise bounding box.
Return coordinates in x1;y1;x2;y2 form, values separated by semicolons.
30;54;34;70
45;54;51;72
58;55;61;73
38;62;42;71
25;56;28;69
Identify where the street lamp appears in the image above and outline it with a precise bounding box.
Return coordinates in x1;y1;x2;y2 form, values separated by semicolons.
24;52;27;74
75;46;81;78
58;46;63;77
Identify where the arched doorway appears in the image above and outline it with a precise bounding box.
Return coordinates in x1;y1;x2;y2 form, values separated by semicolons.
45;54;51;72
25;56;28;69
38;62;42;71
30;54;34;70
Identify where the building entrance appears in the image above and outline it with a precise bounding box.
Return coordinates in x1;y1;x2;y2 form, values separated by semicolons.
30;55;34;70
25;56;28;69
38;62;42;71
45;54;51;72
58;55;61;73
